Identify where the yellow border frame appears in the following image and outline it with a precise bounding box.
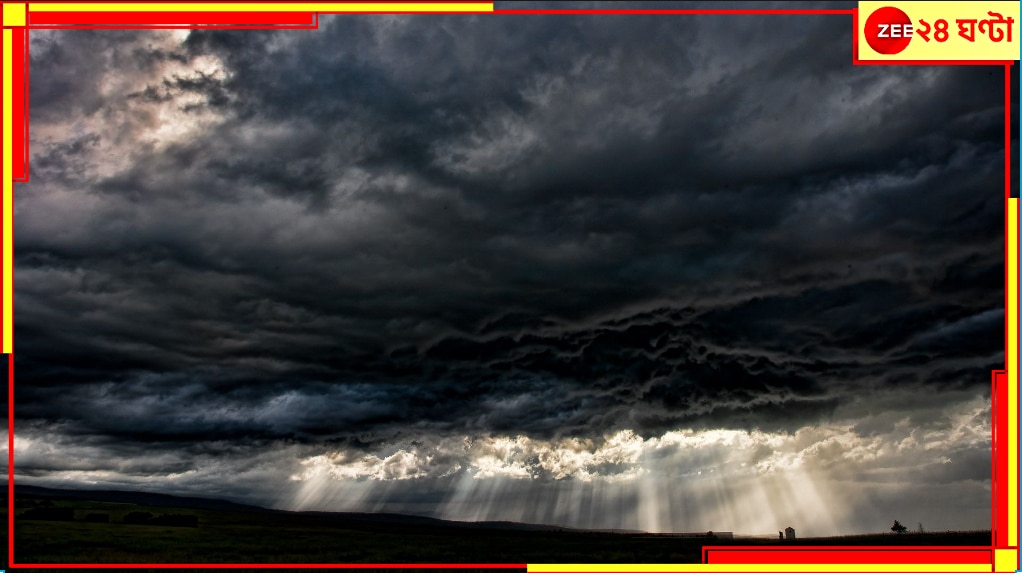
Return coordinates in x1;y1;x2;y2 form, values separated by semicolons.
1009;198;1019;555
529;565;994;573
3;23;11;353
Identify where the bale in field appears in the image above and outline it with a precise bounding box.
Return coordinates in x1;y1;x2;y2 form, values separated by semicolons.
19;507;74;521
123;511;154;524
150;514;199;528
84;513;110;523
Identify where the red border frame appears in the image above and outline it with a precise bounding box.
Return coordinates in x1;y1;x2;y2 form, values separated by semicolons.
3;3;1016;570
27;11;320;27
702;547;994;565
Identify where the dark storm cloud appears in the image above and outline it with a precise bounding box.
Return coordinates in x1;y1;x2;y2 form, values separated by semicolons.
9;4;1009;530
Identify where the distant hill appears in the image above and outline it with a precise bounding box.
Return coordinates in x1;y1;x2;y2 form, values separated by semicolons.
14;484;643;534
15;484;272;513
10;486;990;564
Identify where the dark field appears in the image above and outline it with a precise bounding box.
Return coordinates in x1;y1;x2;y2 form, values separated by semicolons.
1;495;992;566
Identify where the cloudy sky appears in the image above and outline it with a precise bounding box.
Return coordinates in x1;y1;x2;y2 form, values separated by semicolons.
6;1;1015;536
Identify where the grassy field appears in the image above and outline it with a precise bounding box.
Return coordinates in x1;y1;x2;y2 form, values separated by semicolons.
1;497;993;566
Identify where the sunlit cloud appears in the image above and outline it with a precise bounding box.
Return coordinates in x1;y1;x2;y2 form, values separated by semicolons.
288;393;990;488
273;394;992;534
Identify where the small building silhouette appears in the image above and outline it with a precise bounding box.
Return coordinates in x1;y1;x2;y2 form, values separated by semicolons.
785;526;796;540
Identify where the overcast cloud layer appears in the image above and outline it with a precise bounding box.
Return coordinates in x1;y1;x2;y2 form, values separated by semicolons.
6;2;1015;535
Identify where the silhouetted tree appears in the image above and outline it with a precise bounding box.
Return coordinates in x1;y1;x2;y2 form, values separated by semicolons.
891;520;908;534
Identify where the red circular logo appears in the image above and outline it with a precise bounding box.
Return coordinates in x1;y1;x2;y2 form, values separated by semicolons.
864;6;913;55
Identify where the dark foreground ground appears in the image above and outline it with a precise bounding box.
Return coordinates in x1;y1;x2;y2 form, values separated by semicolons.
2;492;992;567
